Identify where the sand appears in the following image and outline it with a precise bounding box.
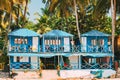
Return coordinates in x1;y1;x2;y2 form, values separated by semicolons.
0;70;119;80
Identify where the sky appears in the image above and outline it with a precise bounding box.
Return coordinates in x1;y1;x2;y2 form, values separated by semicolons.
28;1;112;23
28;0;45;23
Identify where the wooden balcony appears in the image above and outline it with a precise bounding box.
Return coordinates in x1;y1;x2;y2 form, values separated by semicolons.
8;45;112;54
81;62;113;69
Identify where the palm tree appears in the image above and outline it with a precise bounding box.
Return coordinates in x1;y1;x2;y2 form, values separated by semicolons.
44;0;120;56
0;0;28;53
35;8;52;34
0;0;28;27
93;0;119;55
111;0;116;54
43;0;90;44
74;0;80;44
22;0;31;27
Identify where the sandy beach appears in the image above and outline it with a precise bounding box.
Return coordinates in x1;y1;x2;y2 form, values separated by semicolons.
0;70;119;80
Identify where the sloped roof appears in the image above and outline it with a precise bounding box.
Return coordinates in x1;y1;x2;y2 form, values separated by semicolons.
43;30;73;37
8;28;40;37
81;30;111;37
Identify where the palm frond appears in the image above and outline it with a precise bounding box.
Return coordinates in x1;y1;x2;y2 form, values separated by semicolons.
49;0;59;12
93;0;110;19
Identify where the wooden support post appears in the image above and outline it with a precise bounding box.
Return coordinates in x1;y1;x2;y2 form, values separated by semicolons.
78;55;81;69
9;56;11;70
58;55;59;66
42;37;45;52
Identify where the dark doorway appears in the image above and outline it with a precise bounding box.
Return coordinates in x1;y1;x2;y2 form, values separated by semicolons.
40;56;58;69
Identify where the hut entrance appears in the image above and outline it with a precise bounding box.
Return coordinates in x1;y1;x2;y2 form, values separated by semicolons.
40;56;58;69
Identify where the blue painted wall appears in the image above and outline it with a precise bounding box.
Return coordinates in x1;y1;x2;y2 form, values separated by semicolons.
10;36;32;46
9;36;41;52
86;36;109;52
42;37;71;52
10;56;33;69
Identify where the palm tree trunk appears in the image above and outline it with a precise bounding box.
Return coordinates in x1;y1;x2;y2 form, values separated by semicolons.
2;2;13;53
74;0;81;44
17;4;20;26
111;0;116;55
23;0;28;27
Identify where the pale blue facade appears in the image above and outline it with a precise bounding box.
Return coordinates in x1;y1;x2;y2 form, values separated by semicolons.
81;30;111;53
42;30;73;52
80;30;113;69
8;28;41;70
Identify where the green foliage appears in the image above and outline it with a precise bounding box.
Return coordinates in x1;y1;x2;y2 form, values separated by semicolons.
116;17;120;35
0;39;3;50
35;6;114;39
81;16;112;34
0;37;8;64
24;21;36;31
40;0;120;38
0;54;8;64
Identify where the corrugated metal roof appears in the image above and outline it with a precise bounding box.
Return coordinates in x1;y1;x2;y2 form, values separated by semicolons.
43;30;73;37
8;28;40;37
81;30;111;37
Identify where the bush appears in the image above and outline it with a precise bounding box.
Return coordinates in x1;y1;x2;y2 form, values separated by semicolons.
0;54;9;64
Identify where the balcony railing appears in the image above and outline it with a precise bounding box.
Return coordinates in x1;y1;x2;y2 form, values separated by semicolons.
9;45;40;53
8;45;112;53
10;62;39;69
81;62;113;69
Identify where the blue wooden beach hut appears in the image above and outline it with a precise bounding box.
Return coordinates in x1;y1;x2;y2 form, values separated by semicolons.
39;30;73;69
8;28;41;70
81;30;111;53
80;30;113;69
42;30;73;53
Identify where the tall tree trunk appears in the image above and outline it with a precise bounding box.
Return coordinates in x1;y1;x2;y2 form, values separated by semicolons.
74;0;81;44
2;2;13;53
17;4;20;26
22;0;28;27
111;0;116;55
